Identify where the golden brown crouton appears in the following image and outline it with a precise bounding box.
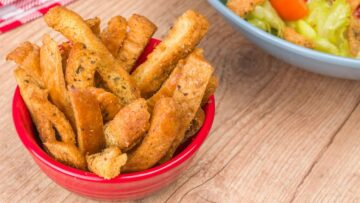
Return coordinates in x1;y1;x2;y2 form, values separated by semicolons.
283;27;314;49
40;34;75;126
227;0;266;17
347;18;360;56
131;10;209;98
16;66;75;145
14;68;55;143
123;97;181;172
347;0;360;56
86;147;127;179
87;87;123;122
86;17;101;36
100;16;127;56
146;59;184;112
45;6;140;106
202;75;218;106
65;43;98;89
117;14;157;72
69;88;105;155
160;49;213;162
183;108;205;143
104;99;150;151
44;141;86;170
6;42;42;81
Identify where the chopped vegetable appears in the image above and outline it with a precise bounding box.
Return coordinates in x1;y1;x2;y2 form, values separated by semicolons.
246;1;285;36
270;0;309;21
293;0;351;56
236;0;353;57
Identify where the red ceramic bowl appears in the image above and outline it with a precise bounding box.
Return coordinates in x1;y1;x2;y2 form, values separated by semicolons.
12;39;215;201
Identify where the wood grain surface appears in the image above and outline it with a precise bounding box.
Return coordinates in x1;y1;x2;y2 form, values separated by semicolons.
1;0;360;202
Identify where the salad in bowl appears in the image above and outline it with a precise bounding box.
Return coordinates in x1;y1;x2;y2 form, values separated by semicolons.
227;0;360;58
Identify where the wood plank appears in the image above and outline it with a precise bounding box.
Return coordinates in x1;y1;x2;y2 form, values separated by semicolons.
293;103;360;202
150;67;360;203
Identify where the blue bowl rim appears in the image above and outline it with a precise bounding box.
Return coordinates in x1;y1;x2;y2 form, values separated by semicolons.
207;0;360;68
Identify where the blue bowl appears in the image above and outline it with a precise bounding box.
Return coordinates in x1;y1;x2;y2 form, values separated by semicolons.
208;0;360;80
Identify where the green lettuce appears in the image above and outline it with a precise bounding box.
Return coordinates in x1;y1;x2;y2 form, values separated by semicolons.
293;0;351;56
246;1;285;37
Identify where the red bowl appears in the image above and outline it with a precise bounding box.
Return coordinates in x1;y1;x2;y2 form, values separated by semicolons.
12;39;215;201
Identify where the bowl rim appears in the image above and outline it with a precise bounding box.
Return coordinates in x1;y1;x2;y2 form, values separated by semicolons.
12;87;215;183
208;0;360;67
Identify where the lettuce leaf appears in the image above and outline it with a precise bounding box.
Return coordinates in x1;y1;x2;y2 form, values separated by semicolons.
246;1;285;37
294;0;351;56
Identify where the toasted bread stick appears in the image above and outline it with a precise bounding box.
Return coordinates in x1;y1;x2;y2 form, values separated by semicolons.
146;59;184;112
104;99;150;151
7;42;42;81
69;88;105;155
15;68;75;144
40;34;74;126
87;87;123;122
100;16;127;56
45;141;86;170
183;108;205;143
59;17;100;69
201;75;218;106
147;55;217;111
131;10;209;98
86;17;101;36
117;14;157;72
66;43;98;89
31;94;76;144
14;68;55;143
123;97;181;172
160;49;213;162
45;6;140;105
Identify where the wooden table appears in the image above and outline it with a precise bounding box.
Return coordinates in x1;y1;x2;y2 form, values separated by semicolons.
1;0;360;202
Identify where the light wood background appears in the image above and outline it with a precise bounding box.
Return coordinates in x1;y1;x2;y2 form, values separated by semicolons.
1;0;360;202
